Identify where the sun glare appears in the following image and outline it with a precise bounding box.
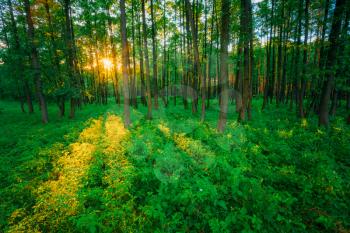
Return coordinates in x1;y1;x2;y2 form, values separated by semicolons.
101;58;113;70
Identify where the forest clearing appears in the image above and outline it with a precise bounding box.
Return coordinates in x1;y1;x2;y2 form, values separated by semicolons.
0;0;350;231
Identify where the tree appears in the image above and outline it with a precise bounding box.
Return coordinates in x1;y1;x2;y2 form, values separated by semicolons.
238;0;253;122
24;0;49;123
7;0;33;113
63;0;78;118
43;0;65;117
217;0;231;132
150;0;159;109
319;0;346;126
120;0;131;127
141;0;153;119
185;0;200;114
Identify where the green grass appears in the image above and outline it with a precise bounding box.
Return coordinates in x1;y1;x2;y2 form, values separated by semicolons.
0;99;349;232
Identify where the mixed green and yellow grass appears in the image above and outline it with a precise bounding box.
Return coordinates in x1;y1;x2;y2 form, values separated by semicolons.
0;99;349;232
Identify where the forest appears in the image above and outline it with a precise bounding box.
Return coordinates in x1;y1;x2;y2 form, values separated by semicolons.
0;0;349;232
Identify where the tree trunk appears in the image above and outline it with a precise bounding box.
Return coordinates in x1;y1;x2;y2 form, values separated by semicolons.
239;0;252;122
319;0;346;126
43;0;65;117
247;0;254;120
142;0;153;119
137;12;146;106
24;0;48;123
207;0;216;108
7;0;34;113
63;0;77;118
262;0;274;110
200;0;208;121
120;0;131;127
298;0;310;118
150;0;159;109
185;0;200;114
217;0;231;132
131;0;137;108
161;0;168;107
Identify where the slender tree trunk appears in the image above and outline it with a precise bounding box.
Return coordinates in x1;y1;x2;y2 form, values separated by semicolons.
7;0;34;113
131;0;137;108
142;0;153;119
276;0;284;106
107;7;120;106
247;0;254;120
24;0;48;123
120;0;131;127
239;0;252;122
330;91;338;116
161;0;168;107
207;0;216;108
319;0;331;72
180;1;188;109
236;41;243;114
262;0;274;110
319;0;346;126
173;3;178;106
184;0;192;109
200;0;208;121
298;0;310;118
43;0;65;117
217;0;231;132
150;0;159;109
137;12;146;106
185;0;200;114
280;7;290;104
63;0;77;118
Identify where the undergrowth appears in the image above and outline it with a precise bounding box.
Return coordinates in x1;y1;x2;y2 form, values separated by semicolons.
0;99;349;232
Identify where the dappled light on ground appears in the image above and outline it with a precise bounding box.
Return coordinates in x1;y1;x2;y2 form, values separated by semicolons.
158;122;216;161
0;101;349;232
8;118;103;232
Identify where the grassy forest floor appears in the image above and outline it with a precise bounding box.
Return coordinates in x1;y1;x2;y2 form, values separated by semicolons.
0;99;349;233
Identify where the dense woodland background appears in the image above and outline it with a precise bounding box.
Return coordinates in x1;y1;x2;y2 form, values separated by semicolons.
0;0;349;129
0;0;350;232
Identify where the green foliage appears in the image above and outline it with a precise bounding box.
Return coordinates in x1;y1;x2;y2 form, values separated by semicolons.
0;99;349;232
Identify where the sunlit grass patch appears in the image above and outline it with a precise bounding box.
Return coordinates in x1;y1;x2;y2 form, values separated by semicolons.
79;114;136;232
157;121;215;161
1;99;349;233
104;114;129;154
102;115;133;184
7;118;103;232
277;129;294;139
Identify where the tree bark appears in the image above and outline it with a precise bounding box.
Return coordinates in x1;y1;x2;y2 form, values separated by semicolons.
185;0;200;114
24;0;48;123
239;0;253;122
63;0;78;118
319;0;346;126
137;12;146;106
298;0;310;118
120;0;131;127
131;0;137;108
217;0;231;132
7;0;34;113
142;0;153;119
150;0;159;109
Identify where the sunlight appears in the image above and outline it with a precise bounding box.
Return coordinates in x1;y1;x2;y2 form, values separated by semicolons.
8;118;103;232
83;65;91;70
301;118;308;128
101;58;113;70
